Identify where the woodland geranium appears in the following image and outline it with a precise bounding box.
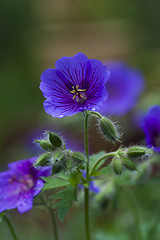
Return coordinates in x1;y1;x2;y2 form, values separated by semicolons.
141;105;160;152
99;62;144;116
40;53;110;118
0;158;51;214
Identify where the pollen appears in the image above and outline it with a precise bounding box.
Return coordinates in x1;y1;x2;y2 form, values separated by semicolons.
70;85;86;100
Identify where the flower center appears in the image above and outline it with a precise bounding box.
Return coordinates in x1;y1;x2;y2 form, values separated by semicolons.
9;174;34;191
70;85;86;103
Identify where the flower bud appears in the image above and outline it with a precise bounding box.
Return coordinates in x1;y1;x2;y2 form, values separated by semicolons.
112;157;123;175
99;117;120;142
122;157;137;171
72;152;86;163
52;162;63;174
127;146;153;159
34;152;53;167
47;131;62;148
34;139;56;151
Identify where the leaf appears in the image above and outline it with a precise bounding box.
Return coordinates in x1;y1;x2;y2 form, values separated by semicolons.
96;165;113;177
42;176;70;190
89;151;107;175
53;185;77;222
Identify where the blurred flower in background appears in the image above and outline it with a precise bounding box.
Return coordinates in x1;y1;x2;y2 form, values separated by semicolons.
141;105;160;152
99;62;144;116
0;158;51;214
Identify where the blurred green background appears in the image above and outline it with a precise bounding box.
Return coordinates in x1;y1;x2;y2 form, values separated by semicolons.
0;0;160;239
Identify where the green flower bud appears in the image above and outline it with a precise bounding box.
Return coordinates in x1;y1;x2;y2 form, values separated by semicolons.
52;162;63;174
122;157;137;171
99;117;120;142
112;157;123;175
127;146;153;159
34;152;53;167
72;152;86;163
47;131;62;148
34;140;56;151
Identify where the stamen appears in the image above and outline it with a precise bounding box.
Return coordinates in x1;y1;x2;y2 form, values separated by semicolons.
70;85;86;100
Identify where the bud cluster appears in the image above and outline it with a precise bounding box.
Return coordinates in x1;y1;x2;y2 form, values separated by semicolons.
34;131;86;175
34;131;63;167
112;146;153;175
52;150;86;175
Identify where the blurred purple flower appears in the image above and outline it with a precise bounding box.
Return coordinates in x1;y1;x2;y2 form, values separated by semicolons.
99;62;144;116
40;53;110;118
0;158;51;214
141;105;160;152
79;170;100;194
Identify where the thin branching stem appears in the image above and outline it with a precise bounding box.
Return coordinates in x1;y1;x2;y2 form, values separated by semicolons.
90;152;118;176
4;215;18;240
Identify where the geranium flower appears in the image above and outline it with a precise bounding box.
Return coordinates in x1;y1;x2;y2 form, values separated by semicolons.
141;105;160;152
40;53;110;118
0;158;51;213
99;62;144;116
79;170;100;194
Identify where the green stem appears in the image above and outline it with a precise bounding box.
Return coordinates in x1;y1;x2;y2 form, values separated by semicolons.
84;188;90;240
40;195;58;240
122;187;143;240
90;152;117;176
4;215;18;240
89;111;102;119
85;112;89;180
84;111;90;240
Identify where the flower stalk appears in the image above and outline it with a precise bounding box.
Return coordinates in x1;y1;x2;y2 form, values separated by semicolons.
40;195;58;240
4;215;19;240
84;111;90;240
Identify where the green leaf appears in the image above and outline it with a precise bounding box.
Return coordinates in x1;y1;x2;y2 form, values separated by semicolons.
42;176;70;190
53;185;77;222
0;212;5;223
96;165;112;177
89;151;107;174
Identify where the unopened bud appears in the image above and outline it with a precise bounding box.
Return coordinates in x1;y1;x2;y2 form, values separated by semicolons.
72;152;86;163
34;152;53;167
127;146;153;159
99;117;120;142
52;162;63;174
47;131;62;148
112;157;123;175
34;139;55;151
122;157;137;171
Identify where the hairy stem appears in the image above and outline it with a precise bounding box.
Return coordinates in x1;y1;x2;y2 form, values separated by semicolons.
90;152;117;176
4;215;18;240
84;111;90;240
40;195;58;240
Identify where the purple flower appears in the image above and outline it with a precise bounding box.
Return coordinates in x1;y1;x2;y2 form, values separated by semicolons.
141;105;160;152
0;157;51;214
40;53;110;118
99;62;144;116
79;170;100;194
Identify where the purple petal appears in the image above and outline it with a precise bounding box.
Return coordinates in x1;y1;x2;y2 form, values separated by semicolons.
89;181;100;194
99;62;144;116
141;105;160;152
17;192;33;213
33;179;44;197
55;53;89;87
